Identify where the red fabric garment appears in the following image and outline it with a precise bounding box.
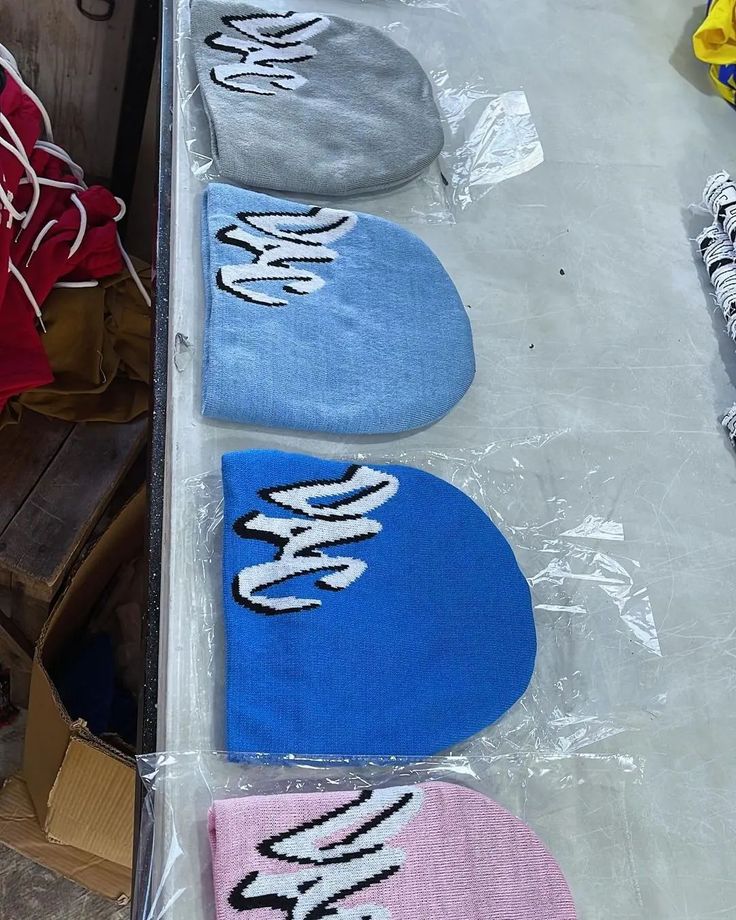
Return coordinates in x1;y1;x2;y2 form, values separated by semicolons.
0;60;126;405
0;68;43;305
10;148;82;268
0;182;123;405
0;71;49;403
16;185;124;298
0;302;52;403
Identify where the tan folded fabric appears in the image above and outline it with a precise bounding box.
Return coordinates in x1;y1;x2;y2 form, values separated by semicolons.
7;264;151;425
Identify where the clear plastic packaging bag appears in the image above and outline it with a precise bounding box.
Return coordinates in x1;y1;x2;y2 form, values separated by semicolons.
171;439;664;757
176;0;543;222
134;751;645;920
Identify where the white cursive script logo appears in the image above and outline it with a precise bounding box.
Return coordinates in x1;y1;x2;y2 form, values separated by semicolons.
206;11;330;96
232;465;399;614
216;207;357;307
229;787;423;920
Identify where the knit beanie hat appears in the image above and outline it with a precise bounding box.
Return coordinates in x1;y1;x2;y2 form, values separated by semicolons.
209;782;577;920
221;450;536;756
202;182;474;434
190;1;444;196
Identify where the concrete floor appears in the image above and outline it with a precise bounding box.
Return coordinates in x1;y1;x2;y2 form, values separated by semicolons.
0;845;128;920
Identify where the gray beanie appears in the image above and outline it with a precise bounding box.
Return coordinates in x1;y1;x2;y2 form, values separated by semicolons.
191;1;445;196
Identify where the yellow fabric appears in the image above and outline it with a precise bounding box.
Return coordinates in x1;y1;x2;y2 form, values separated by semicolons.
3;263;151;426
694;0;736;65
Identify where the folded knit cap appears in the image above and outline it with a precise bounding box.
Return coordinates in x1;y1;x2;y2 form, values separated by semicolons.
190;0;444;196
209;781;577;920
221;450;536;756
202;182;475;435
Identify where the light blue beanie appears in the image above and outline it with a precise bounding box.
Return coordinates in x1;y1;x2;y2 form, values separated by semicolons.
201;182;475;434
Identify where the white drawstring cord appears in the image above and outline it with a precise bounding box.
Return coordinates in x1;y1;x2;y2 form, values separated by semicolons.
34;145;90;262
0;185;20;225
18;171;86;267
35;141;85;183
15;177;150;306
26;219;56;266
0;136;32;222
12;138;151;309
19;175;85;192
10;140;84;261
9;259;46;332
0;42;19;72
116;235;152;308
69;193;87;259
1;89;151;313
0;114;40;230
0;82;36;228
0;51;116;328
0;56;54;140
111;196;151;308
55;280;99;288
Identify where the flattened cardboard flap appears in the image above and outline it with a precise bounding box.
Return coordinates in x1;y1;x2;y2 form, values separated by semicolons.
0;775;131;902
24;660;70;831
47;737;135;868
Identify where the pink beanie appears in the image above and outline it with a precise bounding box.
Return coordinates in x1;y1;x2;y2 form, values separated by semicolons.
208;781;577;920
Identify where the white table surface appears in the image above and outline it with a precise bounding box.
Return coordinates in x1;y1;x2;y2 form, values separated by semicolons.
154;2;736;916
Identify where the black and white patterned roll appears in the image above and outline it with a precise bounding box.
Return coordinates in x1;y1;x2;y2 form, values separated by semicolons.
698;223;735;278
697;222;736;332
722;404;736;446
704;171;736;244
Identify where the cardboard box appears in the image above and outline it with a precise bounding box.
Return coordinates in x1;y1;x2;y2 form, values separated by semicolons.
0;775;131;903
20;486;146;894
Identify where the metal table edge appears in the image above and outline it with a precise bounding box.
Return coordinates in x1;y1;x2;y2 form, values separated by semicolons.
132;0;174;913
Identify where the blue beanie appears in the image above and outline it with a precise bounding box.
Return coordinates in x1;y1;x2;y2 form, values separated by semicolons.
201;182;475;434
221;450;536;757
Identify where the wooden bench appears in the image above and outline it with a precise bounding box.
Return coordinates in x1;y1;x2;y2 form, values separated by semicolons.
0;411;147;705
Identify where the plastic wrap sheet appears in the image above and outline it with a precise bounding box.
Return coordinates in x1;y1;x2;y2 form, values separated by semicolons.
160;0;736;916
134;751;644;920
182;439;663;757
176;0;544;222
